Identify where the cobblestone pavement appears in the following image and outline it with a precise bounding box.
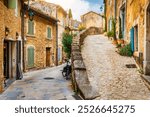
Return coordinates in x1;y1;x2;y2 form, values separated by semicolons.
0;65;76;100
82;35;150;100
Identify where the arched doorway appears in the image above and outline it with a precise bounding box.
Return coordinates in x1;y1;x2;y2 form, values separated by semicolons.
144;3;150;75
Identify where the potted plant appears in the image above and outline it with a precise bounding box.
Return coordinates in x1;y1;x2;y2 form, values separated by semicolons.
107;31;113;39
117;17;124;44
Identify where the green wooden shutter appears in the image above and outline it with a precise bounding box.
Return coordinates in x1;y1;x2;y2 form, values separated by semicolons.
28;20;34;35
8;0;17;9
28;47;34;67
47;27;51;38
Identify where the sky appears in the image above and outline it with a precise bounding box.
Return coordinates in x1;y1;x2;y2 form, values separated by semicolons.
45;0;104;21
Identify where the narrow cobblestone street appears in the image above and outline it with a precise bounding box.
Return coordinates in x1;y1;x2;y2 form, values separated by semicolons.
0;65;76;100
82;35;150;100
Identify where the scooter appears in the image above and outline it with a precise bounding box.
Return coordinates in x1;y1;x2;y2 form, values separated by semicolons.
62;59;71;80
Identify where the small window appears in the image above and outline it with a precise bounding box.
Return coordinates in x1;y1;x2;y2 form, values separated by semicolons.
47;27;52;39
28;20;34;35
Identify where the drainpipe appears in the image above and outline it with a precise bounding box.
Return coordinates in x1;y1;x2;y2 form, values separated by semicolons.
114;0;117;40
104;0;107;31
56;9;58;66
21;0;25;72
114;0;117;19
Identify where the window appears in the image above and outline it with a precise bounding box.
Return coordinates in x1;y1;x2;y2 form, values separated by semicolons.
28;20;34;35
47;27;52;39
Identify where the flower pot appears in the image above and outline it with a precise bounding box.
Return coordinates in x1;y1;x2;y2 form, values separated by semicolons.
112;40;118;45
117;39;124;44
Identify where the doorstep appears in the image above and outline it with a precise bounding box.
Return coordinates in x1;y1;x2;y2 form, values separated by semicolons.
141;75;150;90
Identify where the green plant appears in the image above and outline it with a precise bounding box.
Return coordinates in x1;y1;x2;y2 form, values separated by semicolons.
119;44;133;57
107;31;113;37
112;18;117;40
62;33;73;58
119;17;123;39
116;43;122;48
78;24;86;31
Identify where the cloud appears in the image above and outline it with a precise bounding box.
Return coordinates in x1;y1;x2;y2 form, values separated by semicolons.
45;0;100;21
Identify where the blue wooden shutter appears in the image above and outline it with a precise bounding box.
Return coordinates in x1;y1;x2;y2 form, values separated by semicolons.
130;27;134;52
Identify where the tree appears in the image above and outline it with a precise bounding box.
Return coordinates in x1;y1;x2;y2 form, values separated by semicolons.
68;9;73;19
62;33;73;58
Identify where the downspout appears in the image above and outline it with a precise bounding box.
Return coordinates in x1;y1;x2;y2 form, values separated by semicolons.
114;0;117;19
114;0;117;40
104;0;107;31
21;0;25;72
56;9;58;66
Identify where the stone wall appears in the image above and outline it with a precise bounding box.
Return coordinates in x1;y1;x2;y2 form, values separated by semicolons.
0;0;22;92
25;15;56;71
71;27;102;99
0;0;4;92
82;12;103;29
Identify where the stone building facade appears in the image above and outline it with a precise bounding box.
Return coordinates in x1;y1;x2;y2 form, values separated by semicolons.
24;1;57;71
81;11;103;29
104;0;150;75
57;5;67;64
0;0;25;92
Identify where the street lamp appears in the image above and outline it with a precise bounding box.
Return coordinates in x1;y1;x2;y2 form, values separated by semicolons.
28;10;34;21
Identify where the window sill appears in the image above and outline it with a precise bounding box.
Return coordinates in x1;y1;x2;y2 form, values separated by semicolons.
26;34;36;38
46;37;52;40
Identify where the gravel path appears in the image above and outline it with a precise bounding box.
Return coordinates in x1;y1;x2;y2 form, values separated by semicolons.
82;35;150;100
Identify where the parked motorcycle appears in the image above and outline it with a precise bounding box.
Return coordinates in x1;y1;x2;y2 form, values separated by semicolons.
62;59;71;80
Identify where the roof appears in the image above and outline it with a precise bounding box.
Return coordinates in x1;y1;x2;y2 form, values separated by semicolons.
81;11;103;17
56;5;67;16
24;1;59;22
25;5;59;23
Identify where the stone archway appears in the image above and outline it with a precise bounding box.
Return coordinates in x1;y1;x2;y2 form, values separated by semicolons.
144;2;150;75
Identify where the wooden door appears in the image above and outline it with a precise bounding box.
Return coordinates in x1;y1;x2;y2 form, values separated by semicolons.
46;48;51;67
3;41;9;79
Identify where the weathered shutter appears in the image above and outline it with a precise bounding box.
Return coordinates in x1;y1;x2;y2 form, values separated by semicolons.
28;20;34;35
58;48;61;61
8;0;17;9
28;47;34;67
32;22;34;35
130;27;134;52
47;27;51;38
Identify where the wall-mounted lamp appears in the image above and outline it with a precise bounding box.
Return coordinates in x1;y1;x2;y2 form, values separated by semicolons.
28;10;34;21
5;27;10;36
